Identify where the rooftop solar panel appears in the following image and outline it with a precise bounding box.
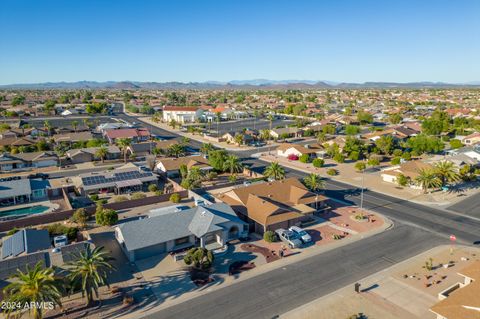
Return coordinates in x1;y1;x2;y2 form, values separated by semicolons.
12;230;25;256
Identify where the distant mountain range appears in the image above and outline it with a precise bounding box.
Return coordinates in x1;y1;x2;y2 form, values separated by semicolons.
1;79;479;90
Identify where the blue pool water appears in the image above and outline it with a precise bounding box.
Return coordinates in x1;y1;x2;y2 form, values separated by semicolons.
0;205;50;218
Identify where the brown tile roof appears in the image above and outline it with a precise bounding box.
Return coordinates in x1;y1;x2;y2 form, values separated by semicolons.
430;261;480;319
158;156;210;171
163;106;198;112
219;178;328;228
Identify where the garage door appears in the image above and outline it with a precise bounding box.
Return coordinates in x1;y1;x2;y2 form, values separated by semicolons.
134;243;166;261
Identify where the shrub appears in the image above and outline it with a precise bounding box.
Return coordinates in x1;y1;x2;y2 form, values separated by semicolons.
287;153;299;161
155;190;164;196
299;154;310;163
391;157;401;165
327;168;338;176
449;139;464;149
169;193;181;203
71;208;88;228
228;174;238;182
349;151;360;161
96;208;118;226
184;247;214;270
148;184;159;192
263;231;277;243
96;199;108;205
113;195;128;203
7;227;19;236
312;158;324;168
89;194;99;201
402;151;412;161
397;173;409;187
367;157;380;166
392;149;403;157
131;192;147;200
333;152;345;163
354;161;366;172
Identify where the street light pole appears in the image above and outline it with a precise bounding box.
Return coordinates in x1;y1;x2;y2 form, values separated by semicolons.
360;166;365;209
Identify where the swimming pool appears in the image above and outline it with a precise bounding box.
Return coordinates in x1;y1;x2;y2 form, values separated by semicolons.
0;205;50;218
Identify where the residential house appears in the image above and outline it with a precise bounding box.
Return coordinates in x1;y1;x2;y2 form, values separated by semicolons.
221;132;254;145
461;132;480;146
447;146;480;161
65;146;121;164
429;261;480;319
0;137;36;149
276;143;317;159
381;160;434;188
162;106;201;123
53;132;94;145
97;122;132;134
11;151;58;168
115;203;248;262
156;155;211;178
217;178;329;233
104;128;150;143
269;127;301;139
126;142;157;158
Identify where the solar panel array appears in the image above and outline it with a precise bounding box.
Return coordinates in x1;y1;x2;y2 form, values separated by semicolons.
1;230;25;259
82;171;153;186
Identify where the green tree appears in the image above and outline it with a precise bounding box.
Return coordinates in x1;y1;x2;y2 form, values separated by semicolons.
3;262;63;319
449;139;464;149
234;134;244;146
167;143;185;158
263;162;286;180
388;113;402;124
95;208;118;226
115;138;132;163
415;168;442;193
72;208;88;229
208;150;228;171
223;155;243;174
183;247;214;270
260;129;271;141
434;161;460;186
356;111;373;124
200;143;214;156
345;125;360;136
406;134;444;155
66;246;115;306
303;173;325;192
375;135;395;155
333;152;345;163
422;108;450;136
95;146;108;163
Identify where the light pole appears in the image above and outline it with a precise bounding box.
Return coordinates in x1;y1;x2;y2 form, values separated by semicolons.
360;166;365;209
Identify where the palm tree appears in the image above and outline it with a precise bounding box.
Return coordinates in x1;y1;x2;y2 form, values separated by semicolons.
116;138;131;163
267;113;274;131
3;262;63;319
434;161;460;187
66;245;115;306
260;129;271;141
223;155;243;174
234;134;244;146
263;162;286;180
200;143;214;156
72;120;79;133
303;173;325;192
415;168;442;193
180;136;190;146
43;120;51;137
167;143;185;158
95;146;108;163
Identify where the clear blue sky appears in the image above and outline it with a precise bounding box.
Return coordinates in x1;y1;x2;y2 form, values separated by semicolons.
1;0;479;84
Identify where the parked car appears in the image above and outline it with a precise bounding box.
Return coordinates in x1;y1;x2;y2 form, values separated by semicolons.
289;226;312;243
275;228;303;248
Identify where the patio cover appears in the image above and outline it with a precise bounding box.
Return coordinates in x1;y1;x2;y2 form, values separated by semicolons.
114;179;142;188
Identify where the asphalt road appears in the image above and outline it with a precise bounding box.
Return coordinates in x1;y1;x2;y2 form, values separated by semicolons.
145;224;445;319
244;158;480;245
448;192;480;218
119;113;480;318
